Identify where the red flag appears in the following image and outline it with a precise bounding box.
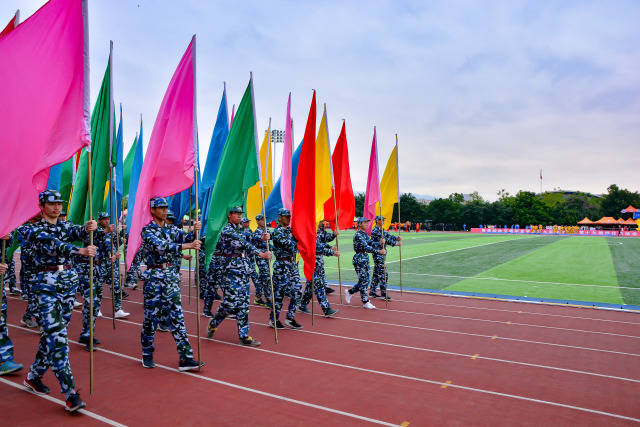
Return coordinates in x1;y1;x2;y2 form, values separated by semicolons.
0;10;19;38
291;91;317;281
324;121;355;230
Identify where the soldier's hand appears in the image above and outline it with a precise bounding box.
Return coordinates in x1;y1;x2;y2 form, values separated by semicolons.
85;220;97;232
334;250;340;257
262;233;270;241
259;251;272;260
380;238;386;245
79;245;97;257
192;220;202;231
110;253;119;262
0;263;7;275
331;245;338;251
334;229;340;236
397;241;402;247
186;239;201;250
378;249;386;255
182;254;193;261
397;236;402;241
1;234;10;241
107;224;115;233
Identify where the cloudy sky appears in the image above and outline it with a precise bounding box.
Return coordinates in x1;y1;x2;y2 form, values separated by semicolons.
3;0;639;200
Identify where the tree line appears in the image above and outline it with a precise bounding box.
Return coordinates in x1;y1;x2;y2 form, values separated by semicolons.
354;184;640;230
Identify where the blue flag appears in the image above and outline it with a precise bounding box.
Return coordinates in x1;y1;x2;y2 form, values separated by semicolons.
264;140;302;222
47;163;63;191
200;86;229;234
127;117;144;233
107;104;124;220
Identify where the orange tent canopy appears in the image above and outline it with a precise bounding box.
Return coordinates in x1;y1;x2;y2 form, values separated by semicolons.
577;217;593;225
624;218;637;225
621;205;638;213
595;217;617;225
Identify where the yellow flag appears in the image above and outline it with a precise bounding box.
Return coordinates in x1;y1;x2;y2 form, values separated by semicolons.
315;107;333;224
246;129;273;228
376;145;398;230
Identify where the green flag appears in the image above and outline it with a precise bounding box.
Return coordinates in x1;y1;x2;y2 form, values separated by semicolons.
68;55;113;224
204;78;259;268
58;155;76;213
123;134;138;197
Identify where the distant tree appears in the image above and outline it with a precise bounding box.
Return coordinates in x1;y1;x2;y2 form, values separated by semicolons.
550;192;600;225
459;200;487;227
425;197;461;226
354;192;365;217
599;185;640;218
512;191;551;225
392;193;428;223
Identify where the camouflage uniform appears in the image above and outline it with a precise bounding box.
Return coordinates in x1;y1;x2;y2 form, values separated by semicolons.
349;229;377;303
270;224;301;322
251;225;271;301
301;235;334;312
370;224;399;296
0;288;15;364
124;232;143;287
207;222;260;340
15;224;39;323
77;225;110;341
140;221;195;359
2;255;17;293
24;217;88;396
203;245;223;315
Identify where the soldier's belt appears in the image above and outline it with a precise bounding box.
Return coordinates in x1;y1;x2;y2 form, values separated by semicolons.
38;264;72;272
354;251;367;254
276;256;294;261
147;263;173;269
220;253;246;258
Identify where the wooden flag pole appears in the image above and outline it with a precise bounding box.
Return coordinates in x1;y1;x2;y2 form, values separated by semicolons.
379;202;389;308
1;240;6;296
87;147;95;394
188;191;192;305
192;34;202;370
260;118;278;343
395;134;402;295
331;118;345;304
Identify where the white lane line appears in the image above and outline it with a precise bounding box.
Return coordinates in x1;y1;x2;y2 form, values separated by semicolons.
324;267;639;291
386;236;543;264
92;296;640;379
9;323;639;424
0;377;128;427
8;324;400;427
329;302;640;340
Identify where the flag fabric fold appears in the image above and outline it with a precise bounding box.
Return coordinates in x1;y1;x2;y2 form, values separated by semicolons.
291;92;317;281
203;78;259;268
280;93;293;210
376;144;398;230
0;0;90;238
314;105;333;224
246;128;273;228
68;54;113;225
106;103;124;219
126;118;144;232
363;127;381;233
127;38;196;268
264;140;302;222
123;133;138;197
324;121;355;230
200;85;229;233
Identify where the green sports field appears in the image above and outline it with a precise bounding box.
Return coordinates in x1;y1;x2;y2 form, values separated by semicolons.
319;231;640;306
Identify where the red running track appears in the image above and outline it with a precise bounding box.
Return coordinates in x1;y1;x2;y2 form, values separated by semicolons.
1;270;639;426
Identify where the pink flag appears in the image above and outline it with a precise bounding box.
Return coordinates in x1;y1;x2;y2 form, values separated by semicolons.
0;0;90;239
363;127;381;233
280;93;293;210
126;37;196;268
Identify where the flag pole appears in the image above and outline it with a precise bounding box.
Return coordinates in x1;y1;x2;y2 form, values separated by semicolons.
188;191;192;305
191;34;202;370
107;41;117;329
87;142;95;394
395;134;402;295
252;74;277;343
329;116;343;304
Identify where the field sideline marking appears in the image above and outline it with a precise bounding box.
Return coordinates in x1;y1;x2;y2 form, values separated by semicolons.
0;377;128;427
73;296;640;382
385;236;544;264
9;323;640;424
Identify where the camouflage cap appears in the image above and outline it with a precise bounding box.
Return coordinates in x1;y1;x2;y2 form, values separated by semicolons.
278;208;291;217
229;206;244;214
38;190;64;204
375;215;385;220
150;197;169;208
241;216;250;223
255;214;265;221
356;217;370;224
98;212;111;220
166;210;175;220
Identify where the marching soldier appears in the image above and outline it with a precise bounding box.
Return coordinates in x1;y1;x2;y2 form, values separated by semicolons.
317;220;338;294
100;212;130;318
139;197;202;371
251;214;271;307
23;190;97;412
345;217;385;309
369;215;401;299
240;217;261;303
207;206;270;346
269;208;303;329
124;230;143;290
299;221;340;317
0;247;23;376
15;214;42;328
